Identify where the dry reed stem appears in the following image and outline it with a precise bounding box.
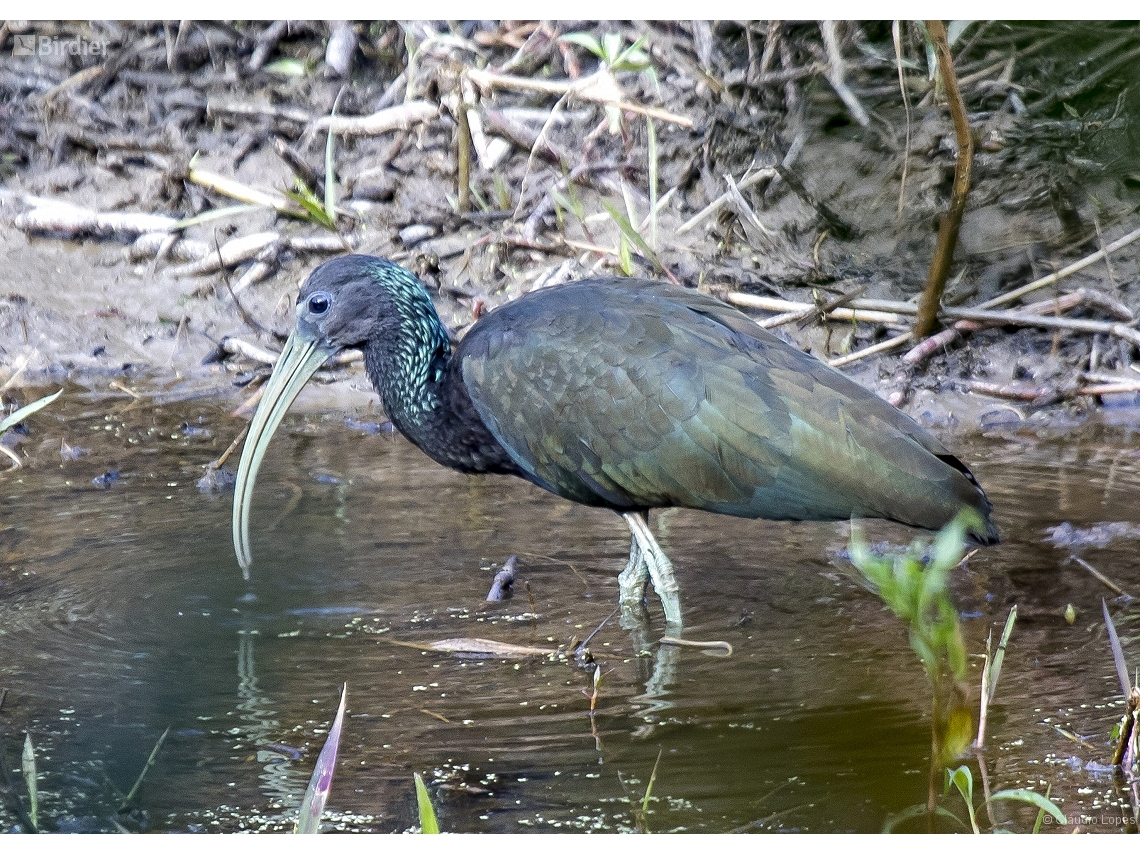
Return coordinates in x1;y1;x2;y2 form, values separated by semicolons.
466;68;694;128
307;101;437;136
978;225;1140;310
914;20;974;340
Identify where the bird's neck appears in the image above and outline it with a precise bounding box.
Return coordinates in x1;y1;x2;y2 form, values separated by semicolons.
362;287;452;432
361;289;518;475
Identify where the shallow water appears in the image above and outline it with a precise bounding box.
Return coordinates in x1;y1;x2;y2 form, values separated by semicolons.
1;392;1138;833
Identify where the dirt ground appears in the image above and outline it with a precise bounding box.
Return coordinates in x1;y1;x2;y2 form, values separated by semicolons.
2;21;1140;432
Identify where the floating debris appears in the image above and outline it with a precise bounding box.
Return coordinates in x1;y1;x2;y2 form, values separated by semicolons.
91;469;121;489
1047;521;1140;549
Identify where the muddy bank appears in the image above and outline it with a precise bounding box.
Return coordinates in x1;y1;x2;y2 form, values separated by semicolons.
2;22;1140;835
2;21;1140;432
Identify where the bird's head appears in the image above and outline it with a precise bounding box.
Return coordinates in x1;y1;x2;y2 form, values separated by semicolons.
231;255;442;576
293;255;422;352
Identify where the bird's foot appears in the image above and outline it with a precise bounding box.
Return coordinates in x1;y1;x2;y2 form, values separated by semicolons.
655;588;683;629
621;511;684;628
617;536;650;625
641;550;682;627
617;557;649;608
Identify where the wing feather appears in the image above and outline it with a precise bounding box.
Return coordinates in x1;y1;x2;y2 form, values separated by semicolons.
456;279;993;535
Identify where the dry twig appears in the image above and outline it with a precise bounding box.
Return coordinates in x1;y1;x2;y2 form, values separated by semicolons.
820;21;869;127
466;68;694;128
914;20;974;340
978;225;1140;310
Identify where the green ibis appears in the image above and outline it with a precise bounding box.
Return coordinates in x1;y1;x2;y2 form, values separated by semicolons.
232;255;998;626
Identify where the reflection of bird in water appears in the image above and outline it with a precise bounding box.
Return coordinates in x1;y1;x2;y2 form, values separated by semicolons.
232;255;998;626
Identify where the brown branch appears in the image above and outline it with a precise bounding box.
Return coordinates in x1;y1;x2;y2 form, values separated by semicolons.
914;21;974;340
456;100;472;214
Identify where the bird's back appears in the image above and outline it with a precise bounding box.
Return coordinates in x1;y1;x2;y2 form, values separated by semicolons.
456;278;997;542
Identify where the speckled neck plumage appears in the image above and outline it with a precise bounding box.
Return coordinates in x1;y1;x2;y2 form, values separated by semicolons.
359;259;451;428
359;261;521;477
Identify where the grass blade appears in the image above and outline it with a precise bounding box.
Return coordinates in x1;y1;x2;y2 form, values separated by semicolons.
324;88;346;223
647;116;658;251
601;200;668;278
120;726;170;810
883;803;967;833
414;772;440;833
22;733;38;831
283;180;336;230
989;789;1067;825
641;747;662;815
947;765;978;833
1102;598;1131;698
296;683;347;834
986;605;1017;705
172;203;262;231
1;388;62;436
559;32;603;58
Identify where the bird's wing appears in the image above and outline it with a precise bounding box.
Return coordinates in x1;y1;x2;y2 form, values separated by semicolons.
457;280;990;532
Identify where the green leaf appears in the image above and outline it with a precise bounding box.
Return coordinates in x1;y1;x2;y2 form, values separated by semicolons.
1103;598;1131;698
1063;102;1081;119
1032;784;1054;833
602;32;622;66
601;199;666;276
947;765;979;833
22;733;38;831
641;747;663;815
263;57;310;77
882;803;966;833
613;35;651;72
986;605;1017;704
988;789;1066;825
943;703;974;762
284;179;336;230
647;116;658;251
1;388;62;437
415;772;440;833
121;726;170;809
946;21;975;47
324;123;337;222
172;203;262;231
296;684;347;834
618;234;634;277
560;32;603;59
929;512;968;573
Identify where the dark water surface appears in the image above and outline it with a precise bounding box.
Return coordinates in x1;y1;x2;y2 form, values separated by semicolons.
2;393;1138;833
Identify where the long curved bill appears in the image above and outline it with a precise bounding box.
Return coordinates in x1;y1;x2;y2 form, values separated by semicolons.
232;330;335;579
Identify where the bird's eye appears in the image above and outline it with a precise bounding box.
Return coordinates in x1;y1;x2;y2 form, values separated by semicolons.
307;293;331;315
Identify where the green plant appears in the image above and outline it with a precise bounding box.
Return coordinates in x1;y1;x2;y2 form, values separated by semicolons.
1104;599;1139;791
849;511;977;772
22;733;38;832
633;748;663;833
282;92;341;233
263;57;311;77
295;684;347;834
1;388;62;470
119;727;170;812
414;772;440;833
560;31;654;135
560;32;652;75
944;765;1065;833
283;178;337;230
976;605;1017;749
857;515;1068;832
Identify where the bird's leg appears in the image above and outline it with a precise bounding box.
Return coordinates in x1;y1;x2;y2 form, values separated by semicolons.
621;510;682;627
617;532;652;628
617;532;649;607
